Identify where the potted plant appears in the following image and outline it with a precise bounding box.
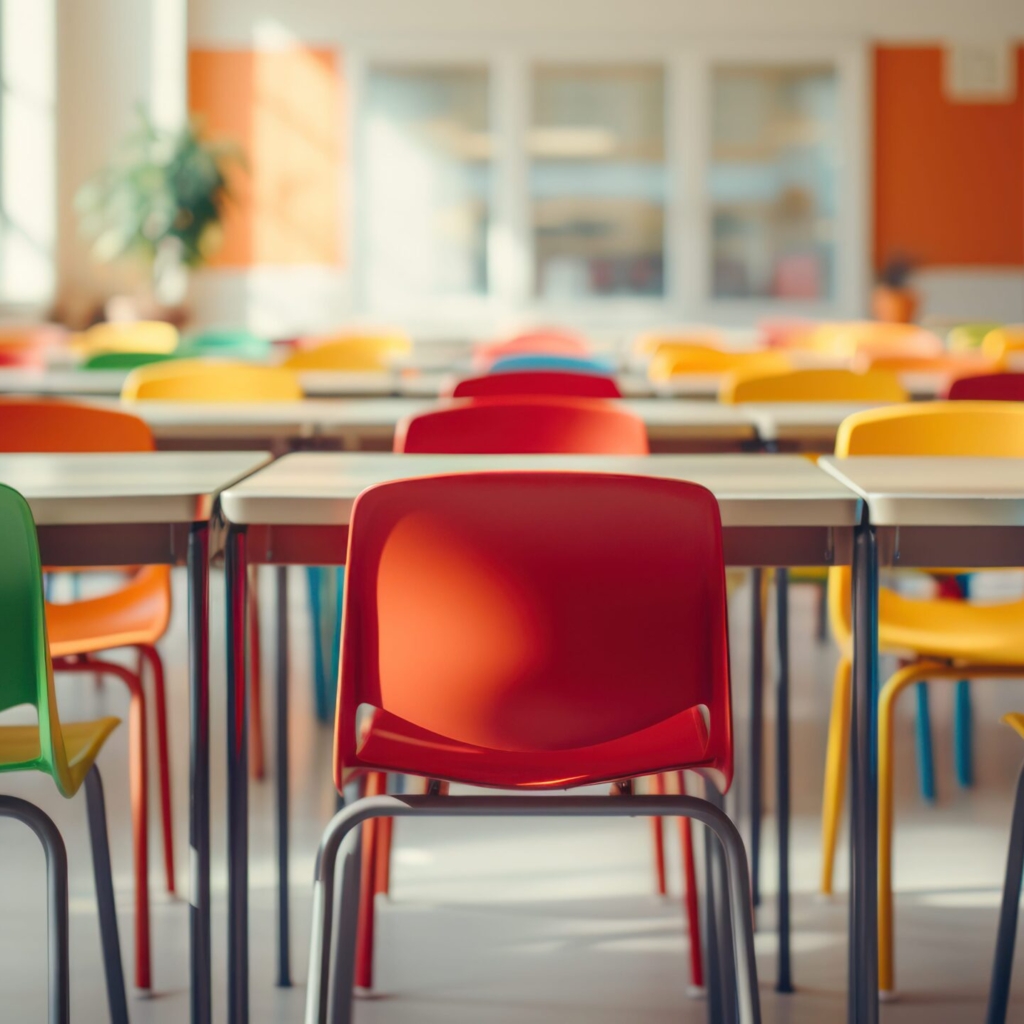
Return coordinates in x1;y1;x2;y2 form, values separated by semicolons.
76;109;243;315
872;253;918;324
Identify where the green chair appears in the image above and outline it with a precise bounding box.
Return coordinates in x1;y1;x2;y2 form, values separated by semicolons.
83;350;178;371
0;483;128;1024
177;327;271;361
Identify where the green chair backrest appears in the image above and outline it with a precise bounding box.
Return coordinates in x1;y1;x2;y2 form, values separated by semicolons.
178;328;270;361
83;351;178;371
0;484;71;793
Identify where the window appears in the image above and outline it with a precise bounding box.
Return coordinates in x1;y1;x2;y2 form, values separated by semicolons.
529;64;666;301
708;64;838;302
363;65;491;307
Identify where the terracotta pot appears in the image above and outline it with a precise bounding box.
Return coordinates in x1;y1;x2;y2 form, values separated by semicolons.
872;286;919;324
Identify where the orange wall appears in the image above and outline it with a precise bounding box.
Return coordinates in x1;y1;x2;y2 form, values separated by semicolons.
189;49;344;268
874;45;1024;269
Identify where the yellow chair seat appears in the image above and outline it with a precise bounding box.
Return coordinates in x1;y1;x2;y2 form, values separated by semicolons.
0;717;120;794
1003;713;1024;741
866;589;1024;664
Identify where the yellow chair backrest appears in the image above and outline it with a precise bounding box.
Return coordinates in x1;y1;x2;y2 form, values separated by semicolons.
982;326;1024;362
634;330;723;357
648;342;790;382
78;320;179;356
122;359;303;401
284;332;412;372
824;321;938;359
835;401;1024;458
720;368;908;405
830;401;1024;642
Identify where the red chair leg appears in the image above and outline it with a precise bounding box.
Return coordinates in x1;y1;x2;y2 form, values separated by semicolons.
375;815;393;897
650;774;668;896
248;578;266;781
60;656;153;991
355;772;387;991
677;771;704;991
138;644;175;895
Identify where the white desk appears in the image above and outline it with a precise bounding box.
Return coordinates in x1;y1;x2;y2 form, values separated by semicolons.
741;402;894;447
218;450;858;1018
819;454;1024;1023
0;450;272;1024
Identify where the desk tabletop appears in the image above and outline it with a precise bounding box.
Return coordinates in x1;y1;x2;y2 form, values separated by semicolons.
819;456;1024;527
740;402;894;443
0;451;272;524
221;451;858;529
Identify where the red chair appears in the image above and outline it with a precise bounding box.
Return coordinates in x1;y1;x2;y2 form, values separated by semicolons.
305;472;758;1023
395;395;649;456
372;398;706;990
448;368;622;400
945;372;1024;401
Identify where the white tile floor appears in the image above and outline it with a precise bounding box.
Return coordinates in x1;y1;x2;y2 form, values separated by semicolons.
3;569;1024;1022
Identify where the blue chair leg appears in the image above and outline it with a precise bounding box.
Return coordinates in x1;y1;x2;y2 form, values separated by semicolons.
954;680;974;788
306;567;330;722
915;682;937;802
328;568;345;710
954;574;974;789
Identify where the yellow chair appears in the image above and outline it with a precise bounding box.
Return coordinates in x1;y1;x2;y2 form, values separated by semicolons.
633;329;724;357
648;342;790;383
819;402;1024;998
825;322;940;359
983;326;1024;363
720;367;907;405
283;332;411;372
122;359;303;402
76;320;179;356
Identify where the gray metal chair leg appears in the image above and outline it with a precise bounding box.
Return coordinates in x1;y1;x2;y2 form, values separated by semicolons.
706;783;738;1023
703;818;725;1024
986;759;1024;1024
85;767;130;1024
0;795;70;1024
305;794;760;1024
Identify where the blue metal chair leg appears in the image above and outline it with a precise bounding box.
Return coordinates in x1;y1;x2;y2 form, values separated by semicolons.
306;567;330;722
327;567;345;711
914;682;937;802
986;759;1024;1024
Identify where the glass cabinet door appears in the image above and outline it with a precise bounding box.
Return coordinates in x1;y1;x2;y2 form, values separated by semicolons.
708;63;838;303
530;64;666;301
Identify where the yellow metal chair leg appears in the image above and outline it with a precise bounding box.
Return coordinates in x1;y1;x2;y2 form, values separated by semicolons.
820;655;851;896
878;660;1024;998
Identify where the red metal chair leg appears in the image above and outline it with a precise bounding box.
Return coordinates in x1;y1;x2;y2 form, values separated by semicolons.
650;774;668;896
677;771;704;991
137;644;175;895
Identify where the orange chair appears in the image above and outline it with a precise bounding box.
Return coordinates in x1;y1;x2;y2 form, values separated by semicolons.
381;398;704;993
0;399;173;992
852;351;999;378
648;342;791;383
305;472;759;1022
472;327;591;369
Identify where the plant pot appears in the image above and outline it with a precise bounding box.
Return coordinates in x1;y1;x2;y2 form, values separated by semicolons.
872;286;919;324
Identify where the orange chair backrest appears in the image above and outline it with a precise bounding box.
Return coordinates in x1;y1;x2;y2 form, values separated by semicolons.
395;396;649;456
336;471;732;787
720;368;908;404
473;328;591;369
0;399;155;452
852;352;998;376
648;343;790;382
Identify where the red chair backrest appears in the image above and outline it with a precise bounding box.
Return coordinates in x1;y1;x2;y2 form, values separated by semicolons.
395;396;649;455
336;472;732;785
0;399;155;452
945;372;1024;402
448;369;622;400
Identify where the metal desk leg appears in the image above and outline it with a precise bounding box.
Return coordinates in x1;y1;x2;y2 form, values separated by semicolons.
275;565;291;987
850;519;880;1024
749;568;765;911
226;526;249;1024
187;523;211;1024
775;568;793;993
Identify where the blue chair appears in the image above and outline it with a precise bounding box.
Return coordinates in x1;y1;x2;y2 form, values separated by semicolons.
489;354;615;376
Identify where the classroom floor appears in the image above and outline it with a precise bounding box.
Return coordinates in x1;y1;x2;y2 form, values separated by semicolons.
3;569;1024;1022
